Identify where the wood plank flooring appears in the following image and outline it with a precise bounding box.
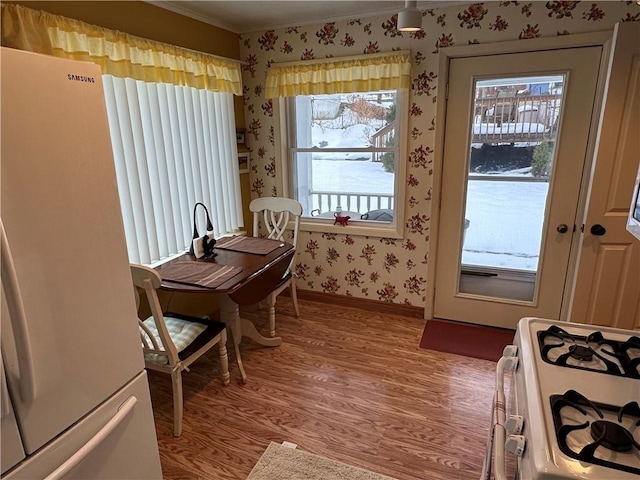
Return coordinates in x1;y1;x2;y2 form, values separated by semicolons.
147;299;498;479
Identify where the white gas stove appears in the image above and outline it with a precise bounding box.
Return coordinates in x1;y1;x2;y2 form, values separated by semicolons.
486;317;640;480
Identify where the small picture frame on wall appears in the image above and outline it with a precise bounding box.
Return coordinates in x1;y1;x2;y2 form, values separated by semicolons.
238;152;249;172
236;128;246;145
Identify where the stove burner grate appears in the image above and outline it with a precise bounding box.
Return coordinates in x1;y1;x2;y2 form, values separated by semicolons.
538;326;640;379
569;344;594;361
551;390;640;475
590;420;635;452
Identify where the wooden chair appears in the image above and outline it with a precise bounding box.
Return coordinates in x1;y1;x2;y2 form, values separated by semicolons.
130;264;230;437
249;197;302;337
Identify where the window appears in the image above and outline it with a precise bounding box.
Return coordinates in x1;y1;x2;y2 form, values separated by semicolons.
103;76;244;265
283;90;407;236
267;51;411;237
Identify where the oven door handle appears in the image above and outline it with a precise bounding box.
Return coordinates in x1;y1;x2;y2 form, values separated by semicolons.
481;347;518;480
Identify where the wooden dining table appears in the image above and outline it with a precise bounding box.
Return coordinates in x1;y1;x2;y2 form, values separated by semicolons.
156;238;294;383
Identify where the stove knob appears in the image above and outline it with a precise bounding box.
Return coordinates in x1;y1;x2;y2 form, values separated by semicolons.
502;345;518;357
506;435;526;457
505;356;519;371
506;415;524;434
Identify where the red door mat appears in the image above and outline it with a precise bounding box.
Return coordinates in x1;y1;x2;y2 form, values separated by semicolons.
420;319;515;362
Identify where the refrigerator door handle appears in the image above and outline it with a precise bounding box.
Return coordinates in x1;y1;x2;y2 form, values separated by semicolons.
0;219;37;403
44;396;139;480
1;360;10;417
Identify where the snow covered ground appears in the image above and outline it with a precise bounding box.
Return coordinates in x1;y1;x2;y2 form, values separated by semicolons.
308;156;545;271
312;158;393;194
304;112;546;271
463;180;546;271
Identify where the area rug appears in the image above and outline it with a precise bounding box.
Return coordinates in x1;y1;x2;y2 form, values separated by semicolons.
419;319;515;362
246;442;396;480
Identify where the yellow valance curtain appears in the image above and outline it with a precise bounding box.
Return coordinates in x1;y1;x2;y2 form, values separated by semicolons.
1;4;242;95
265;51;412;98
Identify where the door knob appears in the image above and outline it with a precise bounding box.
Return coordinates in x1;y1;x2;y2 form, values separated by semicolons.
556;224;568;234
590;224;606;236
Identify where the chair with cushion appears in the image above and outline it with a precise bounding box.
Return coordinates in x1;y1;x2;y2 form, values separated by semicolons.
130;264;230;437
249;197;302;337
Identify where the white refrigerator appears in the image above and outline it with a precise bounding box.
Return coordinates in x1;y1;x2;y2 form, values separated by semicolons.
1;47;163;478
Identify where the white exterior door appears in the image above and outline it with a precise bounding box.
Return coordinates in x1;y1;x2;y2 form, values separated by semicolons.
570;22;640;331
434;47;601;329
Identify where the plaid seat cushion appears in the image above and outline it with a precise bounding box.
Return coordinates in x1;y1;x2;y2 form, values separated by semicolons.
141;316;207;366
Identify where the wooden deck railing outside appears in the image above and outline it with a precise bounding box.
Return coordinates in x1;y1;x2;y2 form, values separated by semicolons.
371;122;396;163
472;93;562;144
369;93;562;148
309;190;394;218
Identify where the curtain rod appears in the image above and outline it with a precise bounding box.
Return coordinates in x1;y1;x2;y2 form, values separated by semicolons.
269;50;412;68
2;3;246;66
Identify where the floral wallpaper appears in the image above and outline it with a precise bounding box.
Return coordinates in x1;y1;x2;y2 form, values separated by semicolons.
239;1;639;307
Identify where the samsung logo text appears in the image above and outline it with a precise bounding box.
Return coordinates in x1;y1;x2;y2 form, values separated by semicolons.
67;74;95;83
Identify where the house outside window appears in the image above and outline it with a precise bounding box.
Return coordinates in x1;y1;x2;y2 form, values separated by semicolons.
266;51;412;238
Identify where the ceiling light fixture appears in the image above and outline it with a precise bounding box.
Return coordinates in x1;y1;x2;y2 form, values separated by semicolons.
397;0;422;32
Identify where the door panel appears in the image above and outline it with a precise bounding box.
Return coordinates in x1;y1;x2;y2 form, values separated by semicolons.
570;22;640;330
3;373;162;480
435;47;601;329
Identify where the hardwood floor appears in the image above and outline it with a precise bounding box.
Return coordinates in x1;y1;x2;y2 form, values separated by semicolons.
148;299;497;479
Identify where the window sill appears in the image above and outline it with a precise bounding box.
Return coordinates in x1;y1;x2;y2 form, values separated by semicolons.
300;218;403;239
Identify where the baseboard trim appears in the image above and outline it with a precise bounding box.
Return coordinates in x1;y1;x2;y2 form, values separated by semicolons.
294;289;424;319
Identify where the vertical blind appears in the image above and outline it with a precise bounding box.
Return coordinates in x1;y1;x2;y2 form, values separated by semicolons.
102;75;243;265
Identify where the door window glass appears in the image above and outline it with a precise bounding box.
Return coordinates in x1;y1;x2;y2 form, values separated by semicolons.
460;75;565;299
